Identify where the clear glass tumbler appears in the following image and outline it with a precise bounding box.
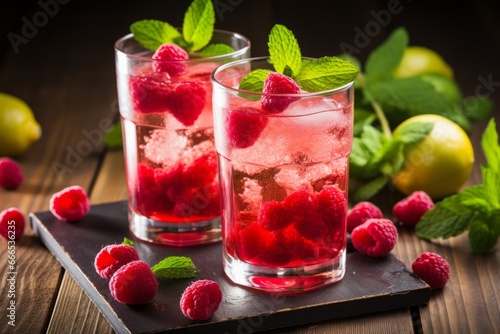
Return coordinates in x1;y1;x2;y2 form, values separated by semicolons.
212;57;354;292
115;30;250;246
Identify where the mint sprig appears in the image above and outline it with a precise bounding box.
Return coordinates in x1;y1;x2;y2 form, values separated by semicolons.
130;0;234;57
122;237;134;246
239;24;359;93
151;256;199;279
416;119;500;253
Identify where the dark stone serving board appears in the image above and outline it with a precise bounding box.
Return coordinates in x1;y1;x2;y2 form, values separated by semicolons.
30;200;431;334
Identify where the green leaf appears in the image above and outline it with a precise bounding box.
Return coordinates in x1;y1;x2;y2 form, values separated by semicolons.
416;186;483;239
182;0;215;51
379;141;404;175
104;122;122;149
353;108;376;136
122;237;134;246
196;43;235;58
367;77;470;130
360;124;385;156
151;256;199;279
481;118;500;173
239;69;272;94
295;56;359;91
462;96;493;122
268;24;302;77
365;27;408;84
392;121;434;144
481;166;500;208
468;218;498;253
130;19;182;51
353;176;388;202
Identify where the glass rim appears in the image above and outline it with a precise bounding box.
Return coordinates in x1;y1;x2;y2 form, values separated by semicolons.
211;56;355;98
114;29;251;62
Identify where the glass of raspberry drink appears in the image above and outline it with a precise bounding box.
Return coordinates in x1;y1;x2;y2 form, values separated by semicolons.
212;57;355;292
115;31;250;246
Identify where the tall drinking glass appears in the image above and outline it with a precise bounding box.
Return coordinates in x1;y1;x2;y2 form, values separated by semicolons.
212;57;354;292
115;31;250;246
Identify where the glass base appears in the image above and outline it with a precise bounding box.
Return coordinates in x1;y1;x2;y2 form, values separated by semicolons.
223;249;346;293
129;209;221;246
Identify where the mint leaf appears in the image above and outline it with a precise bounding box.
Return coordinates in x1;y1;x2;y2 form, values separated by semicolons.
295;56;358;91
354;176;387;202
481;119;500;173
268;24;302;77
239;69;272;94
131;19;182;51
122;237;134;246
197;43;235;58
365;27;408;84
469;218;498;253
367;77;470;130
151;256;199;279
482;165;500;208
182;0;215;51
353;109;376;136
416;185;483;239
104;122;122;149
392;121;434;144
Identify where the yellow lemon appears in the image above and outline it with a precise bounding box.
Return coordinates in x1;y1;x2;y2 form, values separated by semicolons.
0;92;41;156
394;46;454;79
391;114;474;199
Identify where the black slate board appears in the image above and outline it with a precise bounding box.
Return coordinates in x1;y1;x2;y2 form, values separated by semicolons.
30;201;431;334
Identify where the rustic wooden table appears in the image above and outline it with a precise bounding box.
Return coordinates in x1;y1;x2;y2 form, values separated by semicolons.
1;1;499;333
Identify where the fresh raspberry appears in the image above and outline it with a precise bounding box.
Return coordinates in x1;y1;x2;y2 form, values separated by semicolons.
351;218;398;257
257;200;290;231
412;252;450;289
49;185;90;222
393;191;435;226
226;107;269;149
129;75;170;114
316;184;347;230
152;43;189;76
0;207;25;240
94;244;139;279
261;72;300;113
0;157;23;190
172;183;221;219
180;279;222;320
347;201;383;233
109;260;158;304
238;223;271;261
182;151;217;189
165;82;206;127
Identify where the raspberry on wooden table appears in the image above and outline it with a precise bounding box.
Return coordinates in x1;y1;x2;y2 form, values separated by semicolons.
412;252;450;289
180;279;222;320
351;218;398;257
109;260;158;304
347;201;383;233
393;191;435;226
0;157;23;190
0;207;25;240
94;244;140;279
49;185;90;222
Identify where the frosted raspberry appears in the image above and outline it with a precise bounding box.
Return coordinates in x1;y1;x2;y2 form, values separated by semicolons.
412;252;450;289
0;207;25;240
351;218;398;257
165;82;206;126
0;157;23;190
129;75;171;114
94;244;139;279
226;107;269;149
109;260;158;304
49;185;90;222
152;43;189;76
261;72;301;113
393;191;435;226
347;201;383;233
180;279;222;320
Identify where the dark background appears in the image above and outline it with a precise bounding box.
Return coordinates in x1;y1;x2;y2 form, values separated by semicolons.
0;0;499;129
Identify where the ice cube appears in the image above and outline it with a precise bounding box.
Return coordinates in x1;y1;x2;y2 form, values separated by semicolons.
142;129;188;167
